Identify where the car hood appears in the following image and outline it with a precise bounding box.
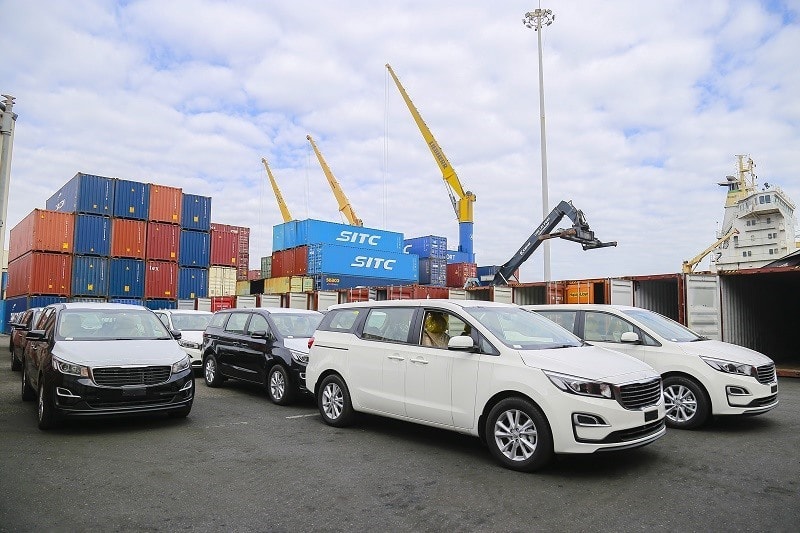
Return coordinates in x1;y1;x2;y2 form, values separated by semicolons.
677;339;773;366
520;345;659;383
53;339;188;366
283;337;311;354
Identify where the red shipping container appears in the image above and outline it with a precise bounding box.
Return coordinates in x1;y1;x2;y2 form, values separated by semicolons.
236;227;251;280
410;285;450;299
446;262;478;288
211;295;236;312
210;223;239;266
8;209;74;262
272;246;308;277
247;269;261;281
144;260;178;299
110;218;146;259
146;222;180;262
149;183;183;224
386;286;414;300
6;251;72;297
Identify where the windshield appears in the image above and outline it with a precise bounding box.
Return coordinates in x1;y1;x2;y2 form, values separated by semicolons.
465;306;582;350
57;309;173;341
170;313;212;331
270;313;323;338
622;308;704;342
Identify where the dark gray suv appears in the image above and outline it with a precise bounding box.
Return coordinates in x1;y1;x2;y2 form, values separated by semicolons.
201;307;323;405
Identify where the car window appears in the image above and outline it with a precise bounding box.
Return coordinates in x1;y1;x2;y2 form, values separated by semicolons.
362;308;415;343
247;314;270;335
465;306;582;350
208;312;228;329
154;313;170;328
171;313;212;331
57;309;171;340
584;312;635;343
271;313;323;338
534;310;577;334
224;313;249;334
419;310;469;349
324;309;361;332
622;308;703;342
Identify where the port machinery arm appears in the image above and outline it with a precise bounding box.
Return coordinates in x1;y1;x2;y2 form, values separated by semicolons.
261;158;293;223
682;227;739;273
385;64;476;254
306;134;363;227
490;200;617;286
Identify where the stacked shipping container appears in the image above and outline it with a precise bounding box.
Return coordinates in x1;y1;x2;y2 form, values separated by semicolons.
404;235;447;286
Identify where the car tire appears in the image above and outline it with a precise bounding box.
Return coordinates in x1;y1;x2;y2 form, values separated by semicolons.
318;374;355;427
663;376;710;429
11;347;22;371
267;365;295;405
168;404;192;418
37;380;60;430
21;361;36;401
485;397;554;472
203;355;224;387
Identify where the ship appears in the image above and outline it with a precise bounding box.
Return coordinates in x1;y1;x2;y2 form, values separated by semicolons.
712;155;798;271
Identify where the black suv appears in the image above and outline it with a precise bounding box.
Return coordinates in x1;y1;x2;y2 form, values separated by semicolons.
202;307;323;405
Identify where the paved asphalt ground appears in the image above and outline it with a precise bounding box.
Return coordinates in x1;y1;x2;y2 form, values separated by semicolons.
0;339;798;532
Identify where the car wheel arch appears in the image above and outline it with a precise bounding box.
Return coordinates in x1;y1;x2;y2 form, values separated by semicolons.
313;369;345;398
661;370;711;406
477;390;550;445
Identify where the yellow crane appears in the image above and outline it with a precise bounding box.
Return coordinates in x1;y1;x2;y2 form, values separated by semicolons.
306;134;363;226
682;228;739;273
385;63;476;257
261;158;293;223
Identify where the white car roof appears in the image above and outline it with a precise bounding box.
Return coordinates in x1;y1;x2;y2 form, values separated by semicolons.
328;299;517;311
524;303;640;312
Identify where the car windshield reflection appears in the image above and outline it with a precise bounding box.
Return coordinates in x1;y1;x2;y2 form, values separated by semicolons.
170;313;212;331
270;314;324;338
57;309;172;341
465;306;583;350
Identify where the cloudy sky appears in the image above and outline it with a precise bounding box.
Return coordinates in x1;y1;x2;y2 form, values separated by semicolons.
1;0;798;283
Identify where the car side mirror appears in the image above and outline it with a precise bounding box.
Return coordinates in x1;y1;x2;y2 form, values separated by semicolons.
448;335;475;351
251;330;273;340
25;330;46;341
171;330;182;340
620;331;640;343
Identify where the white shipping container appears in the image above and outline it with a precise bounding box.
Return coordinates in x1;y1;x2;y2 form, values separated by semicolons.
258;294;282;308
315;291;339;311
177;299;196;310
209;266;237;297
288;292;308;309
196;297;212;312
236;295;257;308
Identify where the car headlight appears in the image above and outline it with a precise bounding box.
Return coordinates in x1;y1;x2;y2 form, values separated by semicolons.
289;349;309;364
544;370;614;399
179;339;201;350
172;356;191;374
52;356;90;377
701;356;756;378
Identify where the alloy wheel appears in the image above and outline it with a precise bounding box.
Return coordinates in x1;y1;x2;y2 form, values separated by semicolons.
493;408;538;462
269;369;286;401
321;382;344;420
664;384;698;423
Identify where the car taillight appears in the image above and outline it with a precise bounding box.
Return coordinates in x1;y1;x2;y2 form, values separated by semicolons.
308;337;314;349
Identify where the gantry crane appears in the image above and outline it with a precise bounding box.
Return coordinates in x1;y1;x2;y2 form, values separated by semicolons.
306;134;363;227
682;228;739;273
261;158;293;223
386;63;476;258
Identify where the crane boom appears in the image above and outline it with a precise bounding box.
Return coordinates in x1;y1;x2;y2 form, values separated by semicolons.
682;228;739;273
491;200;617;286
386;63;476;256
306;134;363;227
261;158;293;223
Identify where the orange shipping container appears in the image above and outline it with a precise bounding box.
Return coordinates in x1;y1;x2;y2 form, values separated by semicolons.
6;252;72;297
146;222;180;262
8;209;74;262
566;281;596;304
148;183;183;224
110;218;146;259
144;260;178;299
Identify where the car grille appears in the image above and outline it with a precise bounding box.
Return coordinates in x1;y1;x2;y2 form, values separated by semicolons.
92;366;171;387
746;394;778;408
617;378;662;410
601;419;666;444
756;364;776;384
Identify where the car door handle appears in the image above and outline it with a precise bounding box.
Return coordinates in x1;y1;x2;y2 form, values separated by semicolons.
410;357;428;365
387;355;405;361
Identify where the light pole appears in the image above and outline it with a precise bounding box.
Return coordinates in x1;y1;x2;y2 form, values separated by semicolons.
523;9;555;282
0;94;17;267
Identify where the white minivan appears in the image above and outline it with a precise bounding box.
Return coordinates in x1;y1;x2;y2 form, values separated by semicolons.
306;300;666;472
525;304;779;429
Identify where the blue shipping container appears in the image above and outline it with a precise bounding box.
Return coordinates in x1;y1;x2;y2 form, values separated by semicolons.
274;219;404;253
313;274;413;290
145;299;177;310
109;298;144;306
74;214;111;256
71;255;109;297
46;173;115;215
113;179;150;220
4;295;68;332
181;193;212;231
178;267;209;299
307;244;418;281
446;250;474;264
404;235;448;259
179;229;211;267
109;258;145;298
418;258;447;286
70;297;106;303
